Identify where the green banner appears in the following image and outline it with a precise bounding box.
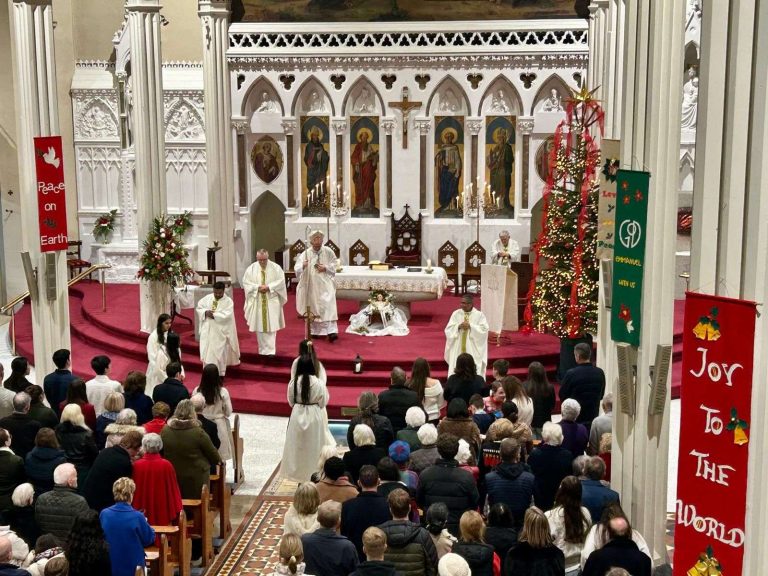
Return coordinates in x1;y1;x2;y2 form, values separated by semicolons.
611;169;650;346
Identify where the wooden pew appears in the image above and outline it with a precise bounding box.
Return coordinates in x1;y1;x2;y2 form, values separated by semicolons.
209;462;232;542
150;509;191;576
145;533;171;576
182;484;214;568
232;414;245;490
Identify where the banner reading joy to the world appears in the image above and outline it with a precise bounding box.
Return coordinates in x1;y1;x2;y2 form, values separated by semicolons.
33;136;68;252
673;292;757;576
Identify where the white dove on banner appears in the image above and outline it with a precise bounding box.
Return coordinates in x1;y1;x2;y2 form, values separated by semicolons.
42;147;60;169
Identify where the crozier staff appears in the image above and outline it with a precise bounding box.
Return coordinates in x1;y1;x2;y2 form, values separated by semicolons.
294;230;339;342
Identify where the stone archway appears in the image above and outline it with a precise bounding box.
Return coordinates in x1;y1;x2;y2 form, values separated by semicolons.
250;191;286;264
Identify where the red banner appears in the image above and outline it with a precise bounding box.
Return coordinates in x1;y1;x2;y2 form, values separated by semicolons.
33;136;68;252
674;292;757;576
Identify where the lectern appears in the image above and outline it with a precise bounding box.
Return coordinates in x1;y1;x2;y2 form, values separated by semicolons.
480;264;519;344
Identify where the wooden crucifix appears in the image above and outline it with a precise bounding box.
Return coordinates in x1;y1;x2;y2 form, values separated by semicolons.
389;88;422;149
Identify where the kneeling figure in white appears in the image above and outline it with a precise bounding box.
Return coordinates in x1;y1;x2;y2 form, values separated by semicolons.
445;294;489;376
243;249;287;355
196;282;241;375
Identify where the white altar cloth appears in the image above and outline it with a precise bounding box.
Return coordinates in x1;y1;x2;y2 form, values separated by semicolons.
335;266;448;302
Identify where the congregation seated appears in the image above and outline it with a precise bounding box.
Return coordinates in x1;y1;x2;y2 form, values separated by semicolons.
437;399;481;465
131;433;182;528
301;500;359;576
65;510;111;575
42;350;76;419
558;399;588;457
0;430;25;518
103;408;144;449
485;438;535;528
315;456;357;504
424;503;457;561
484;503;518;574
347;392;394;451
350;526;399;576
0;393;41;459
84;355;123;417
122;371;153;426
452;510;495;576
503;507;565;576
283;482;320;537
4;358;33;395
95;392;125;450
527;421;574;511
377;367;419;434
57;380;96;430
23;388;56;431
7;484;37;548
580;456;619;523
55;404;97;489
395;406;426;450
341;465;391;559
408;424;439;475
24;429;65;498
143;401;170;435
379;488;437;576
343;424;386;484
443;353;486;406
34;464;89;541
152;362;190;416
82;429;142;512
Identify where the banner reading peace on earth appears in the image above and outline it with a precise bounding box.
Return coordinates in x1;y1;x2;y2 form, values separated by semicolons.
610;169;649;346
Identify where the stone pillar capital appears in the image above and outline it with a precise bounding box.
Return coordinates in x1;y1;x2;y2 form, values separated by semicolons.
331;118;348;134
197;0;231;17
413;118;432;136
465;117;483;135
124;0;162;12
281;118;297;135
379;117;396;135
518;117;535;134
231;117;248;134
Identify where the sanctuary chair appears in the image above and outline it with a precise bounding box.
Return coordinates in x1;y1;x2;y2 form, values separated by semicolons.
462;241;486;294
285;239;306;291
324;239;341;259
66;241;93;280
150;510;191;576
348;239;370;266
437;241;460;294
385;205;422;267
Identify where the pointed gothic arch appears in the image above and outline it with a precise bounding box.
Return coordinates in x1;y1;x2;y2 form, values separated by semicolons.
241;75;285;116
426;75;470;116
341;76;385;116
250;190;286;262
531;74;573;115
478;74;523;116
291;76;335;116
163;96;205;141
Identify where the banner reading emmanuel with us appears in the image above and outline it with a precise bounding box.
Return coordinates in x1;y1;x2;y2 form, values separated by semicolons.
610;169;649;346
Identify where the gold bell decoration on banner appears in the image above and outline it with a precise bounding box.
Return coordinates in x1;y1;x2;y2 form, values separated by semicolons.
687;546;723;576
692;307;721;341
726;408;749;446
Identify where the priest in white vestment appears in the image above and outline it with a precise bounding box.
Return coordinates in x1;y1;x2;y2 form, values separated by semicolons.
295;230;339;341
445;294;490;376
491;230;521;266
243;249;288;355
196;281;240;375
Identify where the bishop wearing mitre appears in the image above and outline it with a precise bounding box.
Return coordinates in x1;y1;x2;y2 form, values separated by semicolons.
295;230;339;341
491;230;521;267
243;249;288;355
444;294;489;376
196;281;240;375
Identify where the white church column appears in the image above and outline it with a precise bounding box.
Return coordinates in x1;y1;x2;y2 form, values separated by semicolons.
126;0;169;332
9;0;71;372
689;0;768;570
587;0;608;92
612;0;686;565
198;0;236;276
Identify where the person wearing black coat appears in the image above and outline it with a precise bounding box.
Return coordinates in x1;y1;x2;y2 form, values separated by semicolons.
43;350;77;417
3;358;33;395
581;518;651;576
342;466;392;559
347;392;395;451
24;429;67;497
377;368;420;434
152;363;190;416
485;438;535;528
122;371;153;425
417;434;479;536
484;504;518;574
81;431;141;511
527;422;574;511
558;344;605;429
504;507;565;576
343;434;387;484
0;429;25;518
0;393;41;459
453;511;495;576
55;412;98;491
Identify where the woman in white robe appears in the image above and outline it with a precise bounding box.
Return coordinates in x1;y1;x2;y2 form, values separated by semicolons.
281;353;334;482
193;364;234;461
146;314;172;395
147;329;184;396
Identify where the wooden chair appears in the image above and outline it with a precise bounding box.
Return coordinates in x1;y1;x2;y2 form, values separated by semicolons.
324;239;340;259
385;205;422;266
66;241;93;280
182;484;214;567
232;414;245;490
150;510;191;576
461;241;486;294
209;462;232;542
437;241;460;293
145;533;172;576
348;239;370;266
285;239;306;291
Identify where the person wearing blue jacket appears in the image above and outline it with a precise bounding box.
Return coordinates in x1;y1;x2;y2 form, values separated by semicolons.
99;477;155;576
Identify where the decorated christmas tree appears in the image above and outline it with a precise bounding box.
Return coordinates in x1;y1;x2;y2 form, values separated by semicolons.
524;87;603;339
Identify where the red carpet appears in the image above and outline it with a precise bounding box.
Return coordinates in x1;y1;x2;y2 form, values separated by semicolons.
10;283;684;417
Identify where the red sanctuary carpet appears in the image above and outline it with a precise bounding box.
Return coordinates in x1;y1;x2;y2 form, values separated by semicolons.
10;283;685;417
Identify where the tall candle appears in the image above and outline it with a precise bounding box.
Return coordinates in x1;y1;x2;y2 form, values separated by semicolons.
427;258;432;268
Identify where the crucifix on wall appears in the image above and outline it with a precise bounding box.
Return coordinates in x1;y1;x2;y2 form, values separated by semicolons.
389;87;422;149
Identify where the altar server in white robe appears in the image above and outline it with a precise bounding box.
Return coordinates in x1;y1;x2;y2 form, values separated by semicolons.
295;230;339;341
146;313;172;394
491;230;521;266
444;294;490;376
196;281;240;375
243;249;288;355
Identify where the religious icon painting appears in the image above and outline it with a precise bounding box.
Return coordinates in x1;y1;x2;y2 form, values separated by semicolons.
250;136;283;184
349;116;380;218
433;116;464;219
484;116;516;219
535;136;556;183
300;115;330;217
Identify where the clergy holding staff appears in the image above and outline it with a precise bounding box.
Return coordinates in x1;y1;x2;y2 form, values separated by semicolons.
243;249;288;355
491;230;521;266
444;294;489;376
295;230;339;342
196;281;241;376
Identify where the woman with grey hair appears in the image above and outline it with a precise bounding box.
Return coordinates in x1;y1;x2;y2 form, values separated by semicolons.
104;408;145;449
559;399;588;457
341;424;386;483
7;483;36;550
132;433;182;528
396;406;427;450
527;421;575;511
346;391;394;450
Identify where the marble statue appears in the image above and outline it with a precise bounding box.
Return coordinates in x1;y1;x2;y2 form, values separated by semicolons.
353;86;375;114
306;90;327;113
681;67;699;130
439;89;460;113
256;91;280;113
542;88;563;112
489;89;510;114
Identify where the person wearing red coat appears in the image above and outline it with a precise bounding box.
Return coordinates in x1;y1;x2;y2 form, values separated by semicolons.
132;432;182;527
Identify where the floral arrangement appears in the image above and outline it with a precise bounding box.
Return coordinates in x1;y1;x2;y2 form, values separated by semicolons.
92;209;118;243
136;214;194;286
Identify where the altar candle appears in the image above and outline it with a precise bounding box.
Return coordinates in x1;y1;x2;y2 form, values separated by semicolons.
336;258;341;268
427;258;432;268
497;196;502;208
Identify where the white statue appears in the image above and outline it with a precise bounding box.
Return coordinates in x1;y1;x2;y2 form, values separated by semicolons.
489;89;510;114
353;86;375;114
256;91;280;113
681;67;699;130
439;89;460;113
305;90;327;113
541;88;563;112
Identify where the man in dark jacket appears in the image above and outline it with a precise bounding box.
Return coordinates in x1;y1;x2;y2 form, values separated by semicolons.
302;500;359;576
378;367;419;434
43;349;77;417
582;517;651;576
558;343;605;429
379;488;438;576
152;363;190;415
82;430;142;511
342;465;392;558
0;392;41;458
417;433;479;536
485;437;535;527
351;526;403;576
34;463;90;541
581;456;619;522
